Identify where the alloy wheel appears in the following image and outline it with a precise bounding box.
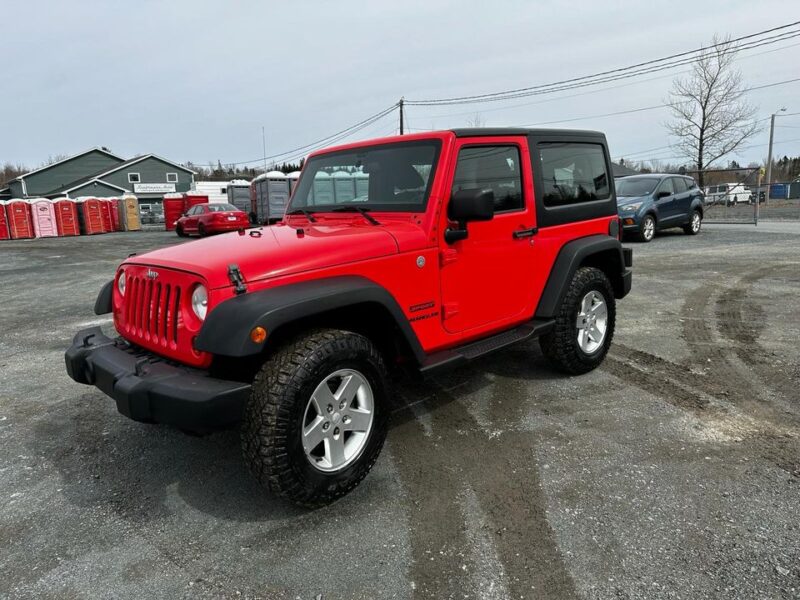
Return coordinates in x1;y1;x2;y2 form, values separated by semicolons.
301;369;374;473
576;291;608;354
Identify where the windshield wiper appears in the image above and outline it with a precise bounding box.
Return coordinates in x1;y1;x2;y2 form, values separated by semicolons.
286;208;317;222
332;205;380;226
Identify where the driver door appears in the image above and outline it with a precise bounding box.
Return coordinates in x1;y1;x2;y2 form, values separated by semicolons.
439;139;538;334
654;177;678;223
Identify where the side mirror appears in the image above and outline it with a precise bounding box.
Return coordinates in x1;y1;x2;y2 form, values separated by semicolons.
656;190;671;199
445;189;494;244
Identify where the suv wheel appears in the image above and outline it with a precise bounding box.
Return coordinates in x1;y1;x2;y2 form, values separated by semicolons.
241;329;389;507
683;210;701;235
637;215;655;242
540;267;616;375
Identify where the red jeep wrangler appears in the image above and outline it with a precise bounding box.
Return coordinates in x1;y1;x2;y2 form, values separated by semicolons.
66;128;632;506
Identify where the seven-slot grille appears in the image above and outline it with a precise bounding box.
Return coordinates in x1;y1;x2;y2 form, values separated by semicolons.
121;273;182;347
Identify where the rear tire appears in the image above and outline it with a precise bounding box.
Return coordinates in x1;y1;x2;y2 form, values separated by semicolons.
683;210;701;235
636;214;655;242
241;329;389;507
198;223;207;237
540;267;616;375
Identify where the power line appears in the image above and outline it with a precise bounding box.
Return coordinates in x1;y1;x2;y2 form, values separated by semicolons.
190;103;399;167
405;22;800;106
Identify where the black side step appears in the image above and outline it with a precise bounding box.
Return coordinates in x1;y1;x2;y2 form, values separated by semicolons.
419;318;555;375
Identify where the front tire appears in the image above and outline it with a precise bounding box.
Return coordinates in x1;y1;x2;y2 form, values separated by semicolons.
198;223;208;237
683;210;701;235
540;267;616;375
636;214;655;242
241;329;389;507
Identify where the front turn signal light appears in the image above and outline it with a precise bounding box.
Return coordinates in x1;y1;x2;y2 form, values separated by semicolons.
250;326;267;344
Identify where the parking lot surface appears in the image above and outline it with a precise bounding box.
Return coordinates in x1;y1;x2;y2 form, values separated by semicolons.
1;224;799;599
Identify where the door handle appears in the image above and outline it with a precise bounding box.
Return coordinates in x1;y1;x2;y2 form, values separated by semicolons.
513;227;538;239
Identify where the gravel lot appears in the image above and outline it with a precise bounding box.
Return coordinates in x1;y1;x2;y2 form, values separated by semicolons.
1;223;799;599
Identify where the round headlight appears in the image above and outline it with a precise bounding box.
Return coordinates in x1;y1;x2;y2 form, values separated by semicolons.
117;271;126;296
191;285;208;320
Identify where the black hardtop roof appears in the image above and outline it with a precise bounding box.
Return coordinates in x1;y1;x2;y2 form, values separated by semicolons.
450;127;606;140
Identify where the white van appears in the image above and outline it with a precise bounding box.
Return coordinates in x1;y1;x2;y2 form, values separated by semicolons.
705;183;749;206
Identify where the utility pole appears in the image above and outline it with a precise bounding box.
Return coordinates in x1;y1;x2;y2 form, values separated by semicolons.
765;107;786;204
262;126;268;173
399;98;404;135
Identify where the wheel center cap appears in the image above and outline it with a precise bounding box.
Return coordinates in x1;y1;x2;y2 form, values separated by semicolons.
332;412;342;424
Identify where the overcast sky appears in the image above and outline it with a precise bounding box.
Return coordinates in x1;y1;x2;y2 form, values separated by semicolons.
2;1;798;170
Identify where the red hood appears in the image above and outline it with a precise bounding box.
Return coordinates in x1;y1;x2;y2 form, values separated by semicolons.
126;222;409;289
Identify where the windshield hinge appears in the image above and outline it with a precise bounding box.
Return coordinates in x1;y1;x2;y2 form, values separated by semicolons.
227;264;247;295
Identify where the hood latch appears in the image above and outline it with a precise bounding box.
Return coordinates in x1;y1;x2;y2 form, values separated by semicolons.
227;264;247;295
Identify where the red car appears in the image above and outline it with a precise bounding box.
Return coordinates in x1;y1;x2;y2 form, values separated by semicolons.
67;128;632;507
175;203;249;237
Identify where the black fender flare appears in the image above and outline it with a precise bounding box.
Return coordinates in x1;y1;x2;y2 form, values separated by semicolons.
194;275;426;361
534;235;630;319
94;280;113;315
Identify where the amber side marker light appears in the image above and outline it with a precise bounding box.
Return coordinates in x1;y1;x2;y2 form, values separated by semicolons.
250;327;267;344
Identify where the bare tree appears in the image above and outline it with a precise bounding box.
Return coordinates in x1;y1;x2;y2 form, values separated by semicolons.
665;34;760;186
466;113;485;128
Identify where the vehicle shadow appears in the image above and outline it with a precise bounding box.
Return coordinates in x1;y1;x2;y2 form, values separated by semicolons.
32;340;560;525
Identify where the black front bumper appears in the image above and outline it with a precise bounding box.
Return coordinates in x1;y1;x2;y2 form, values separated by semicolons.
65;327;251;432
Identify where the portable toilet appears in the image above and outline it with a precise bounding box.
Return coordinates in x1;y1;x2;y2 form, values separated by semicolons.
6;199;35;239
29;198;58;238
250;173;267;219
354;171;369;199
287;171;301;196
0;202;10;240
119;194;141;231
226;179;251;213
163;193;186;231
97;198;113;232
185;191;209;210
249;175;262;216
332;170;356;203
105;197;123;231
53;198;80;236
74;197;105;235
312;171;334;205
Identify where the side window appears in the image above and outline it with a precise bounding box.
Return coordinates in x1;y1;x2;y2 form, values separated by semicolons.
188;206;199;215
656;178;675;196
452;145;523;213
685;178;697;190
673;177;688;193
539;143;610;207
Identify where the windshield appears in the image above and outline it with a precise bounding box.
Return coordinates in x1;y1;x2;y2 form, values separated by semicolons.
207;203;240;212
616;177;659;197
289;140;441;212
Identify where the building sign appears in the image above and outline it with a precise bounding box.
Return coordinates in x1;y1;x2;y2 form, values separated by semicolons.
133;183;176;194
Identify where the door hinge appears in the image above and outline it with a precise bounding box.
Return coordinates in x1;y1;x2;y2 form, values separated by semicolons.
442;303;459;320
439;248;458;267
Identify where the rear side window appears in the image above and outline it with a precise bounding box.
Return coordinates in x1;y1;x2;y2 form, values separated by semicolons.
452;145;523;212
656;178;675;195
539;143;610;207
673;177;688;193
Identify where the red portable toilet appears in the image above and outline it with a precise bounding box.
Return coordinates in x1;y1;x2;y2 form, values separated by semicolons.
163;193;186;231
6;200;34;239
185;191;209;210
0;202;10;240
98;199;113;232
29;198;59;238
53;198;80;236
105;197;123;231
75;197;105;235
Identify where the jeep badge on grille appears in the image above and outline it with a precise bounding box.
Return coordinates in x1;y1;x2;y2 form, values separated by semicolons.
146;269;158;280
